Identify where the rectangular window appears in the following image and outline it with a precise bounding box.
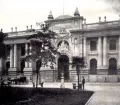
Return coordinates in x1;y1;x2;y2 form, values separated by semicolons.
90;41;97;51
109;40;116;50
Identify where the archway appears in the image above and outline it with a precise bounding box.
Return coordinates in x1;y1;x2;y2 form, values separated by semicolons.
58;55;69;80
6;61;10;75
90;59;97;74
20;60;25;73
109;58;117;75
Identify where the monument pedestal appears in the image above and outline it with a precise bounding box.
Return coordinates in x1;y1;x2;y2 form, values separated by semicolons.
60;73;65;88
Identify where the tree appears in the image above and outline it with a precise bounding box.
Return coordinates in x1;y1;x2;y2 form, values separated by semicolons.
0;29;9;82
25;23;60;88
0;30;8;58
71;56;85;90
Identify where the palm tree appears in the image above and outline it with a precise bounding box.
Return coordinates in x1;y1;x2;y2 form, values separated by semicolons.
25;23;60;88
71;56;85;90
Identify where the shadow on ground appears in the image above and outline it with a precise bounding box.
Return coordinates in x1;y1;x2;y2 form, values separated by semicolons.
0;86;93;105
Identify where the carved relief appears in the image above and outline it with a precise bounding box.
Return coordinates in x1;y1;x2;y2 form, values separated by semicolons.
58;40;69;54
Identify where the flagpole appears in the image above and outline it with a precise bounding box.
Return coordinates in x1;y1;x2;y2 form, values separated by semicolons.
63;0;64;15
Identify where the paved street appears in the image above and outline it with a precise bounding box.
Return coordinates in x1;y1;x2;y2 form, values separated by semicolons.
12;82;120;105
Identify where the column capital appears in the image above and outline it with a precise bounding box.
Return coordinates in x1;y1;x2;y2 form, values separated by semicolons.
83;37;87;40
103;36;107;38
98;36;102;39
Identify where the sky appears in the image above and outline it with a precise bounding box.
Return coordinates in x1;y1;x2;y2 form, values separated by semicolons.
0;0;120;32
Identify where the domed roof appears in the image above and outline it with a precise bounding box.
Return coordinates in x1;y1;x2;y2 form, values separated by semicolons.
55;15;72;19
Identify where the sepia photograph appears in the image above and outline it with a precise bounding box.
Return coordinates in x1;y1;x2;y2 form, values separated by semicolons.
0;0;120;105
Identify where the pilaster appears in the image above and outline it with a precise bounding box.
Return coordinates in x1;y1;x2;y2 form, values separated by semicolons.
10;45;14;68
83;37;86;57
9;45;14;71
97;37;102;69
103;36;107;69
14;44;17;69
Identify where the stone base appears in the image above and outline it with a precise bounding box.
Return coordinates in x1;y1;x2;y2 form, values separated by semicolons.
23;68;33;79
8;68;18;78
88;75;120;82
8;67;18;71
24;68;33;71
97;69;108;75
102;65;108;69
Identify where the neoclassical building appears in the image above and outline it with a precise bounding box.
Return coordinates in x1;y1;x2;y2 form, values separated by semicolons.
1;8;120;82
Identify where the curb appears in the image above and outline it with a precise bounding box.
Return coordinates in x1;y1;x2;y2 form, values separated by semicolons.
85;92;96;105
16;99;32;103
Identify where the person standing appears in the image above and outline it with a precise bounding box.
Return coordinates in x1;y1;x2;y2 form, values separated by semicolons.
82;76;85;89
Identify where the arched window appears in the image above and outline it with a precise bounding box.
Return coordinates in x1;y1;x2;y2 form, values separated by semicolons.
90;59;97;74
109;58;117;75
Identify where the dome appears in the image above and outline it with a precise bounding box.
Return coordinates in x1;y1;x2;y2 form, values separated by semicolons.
55;15;72;19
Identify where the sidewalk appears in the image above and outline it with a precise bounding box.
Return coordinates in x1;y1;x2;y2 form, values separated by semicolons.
86;91;120;105
85;83;120;105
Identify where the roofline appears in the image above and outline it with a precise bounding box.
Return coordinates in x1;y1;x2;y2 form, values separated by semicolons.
45;16;84;23
86;20;120;25
70;25;120;33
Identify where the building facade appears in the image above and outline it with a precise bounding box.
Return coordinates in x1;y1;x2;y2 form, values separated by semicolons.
1;8;120;82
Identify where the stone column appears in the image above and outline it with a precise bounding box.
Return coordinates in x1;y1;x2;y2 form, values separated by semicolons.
14;44;17;69
10;45;14;68
25;43;29;68
103;36;107;67
74;38;79;56
79;38;82;57
29;44;32;68
98;37;102;67
118;36;120;67
83;37;86;57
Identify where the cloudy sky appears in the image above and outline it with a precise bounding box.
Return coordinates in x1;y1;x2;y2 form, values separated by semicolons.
0;0;120;32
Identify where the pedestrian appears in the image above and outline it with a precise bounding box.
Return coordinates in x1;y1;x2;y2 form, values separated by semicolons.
82;76;85;90
33;82;35;87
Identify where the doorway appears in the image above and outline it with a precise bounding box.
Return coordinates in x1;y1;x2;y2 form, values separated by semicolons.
58;55;69;80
